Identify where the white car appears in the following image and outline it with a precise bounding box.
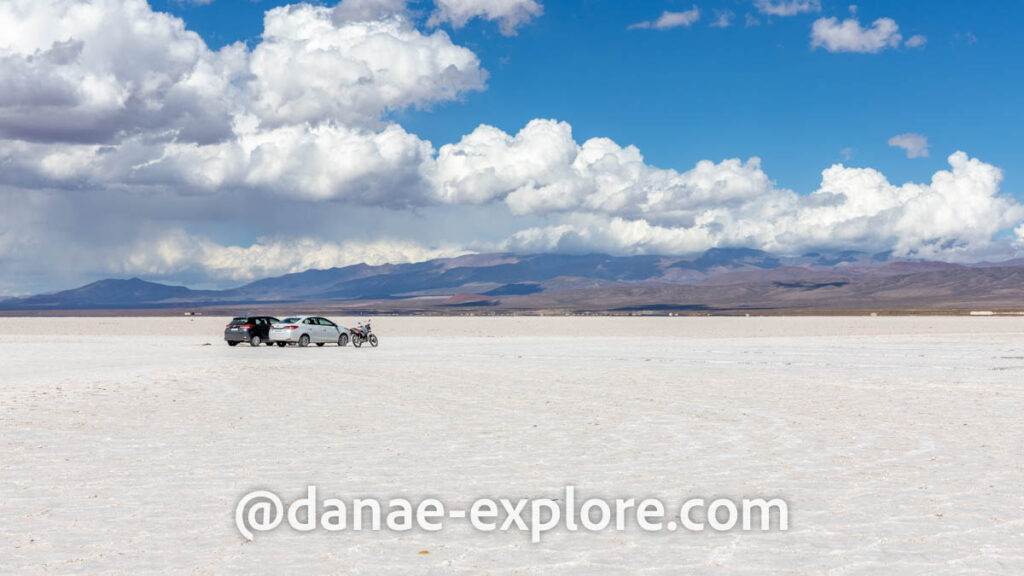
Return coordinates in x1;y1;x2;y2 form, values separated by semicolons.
269;316;350;347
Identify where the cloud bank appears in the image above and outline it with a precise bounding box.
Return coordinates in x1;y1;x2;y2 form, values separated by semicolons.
0;0;1021;292
434;121;1021;260
122;232;471;282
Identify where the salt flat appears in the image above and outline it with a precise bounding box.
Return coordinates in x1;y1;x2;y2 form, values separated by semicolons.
1;316;1022;575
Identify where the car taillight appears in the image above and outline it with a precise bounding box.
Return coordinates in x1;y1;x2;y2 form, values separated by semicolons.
281;325;298;330
240;324;254;329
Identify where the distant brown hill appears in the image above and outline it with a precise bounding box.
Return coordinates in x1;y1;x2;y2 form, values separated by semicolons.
2;250;1023;314
494;266;1024;313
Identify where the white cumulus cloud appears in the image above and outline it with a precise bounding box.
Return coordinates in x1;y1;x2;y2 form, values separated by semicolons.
0;0;489;207
711;10;735;28
249;4;486;128
811;16;902;53
332;0;408;22
433;119;1024;260
0;118;439;206
435;119;774;220
888;133;929;158
905;34;928;48
755;0;821;17
429;0;543;35
0;0;245;144
629;7;701;30
433;119;580;206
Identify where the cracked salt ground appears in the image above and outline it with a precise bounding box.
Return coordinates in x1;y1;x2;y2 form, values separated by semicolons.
0;316;1022;575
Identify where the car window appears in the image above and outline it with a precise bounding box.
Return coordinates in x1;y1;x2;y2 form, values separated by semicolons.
229;317;246;325
318;318;336;326
267;317;280;323
281;317;301;323
303;318;314;325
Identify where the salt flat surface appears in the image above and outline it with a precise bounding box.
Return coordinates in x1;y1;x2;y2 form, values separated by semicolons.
1;316;1022;575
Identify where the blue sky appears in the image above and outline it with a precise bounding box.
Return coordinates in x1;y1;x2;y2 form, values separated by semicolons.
2;0;1024;293
155;0;1023;197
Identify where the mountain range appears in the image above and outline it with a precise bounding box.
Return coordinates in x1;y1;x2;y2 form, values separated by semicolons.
3;249;1024;314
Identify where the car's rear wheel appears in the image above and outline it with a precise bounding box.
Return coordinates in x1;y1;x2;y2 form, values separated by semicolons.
299;334;310;347
250;335;262;347
277;342;286;347
338;333;349;347
227;341;238;346
316;342;324;347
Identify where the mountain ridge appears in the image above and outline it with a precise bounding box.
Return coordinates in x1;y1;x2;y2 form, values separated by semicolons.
3;250;1023;312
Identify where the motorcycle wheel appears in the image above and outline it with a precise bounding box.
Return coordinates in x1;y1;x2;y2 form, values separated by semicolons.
368;334;378;347
353;337;362;348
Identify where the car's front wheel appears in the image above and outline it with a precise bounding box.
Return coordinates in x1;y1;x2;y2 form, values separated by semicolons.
338;333;349;347
227;341;238;346
299;334;310;347
250;335;262;347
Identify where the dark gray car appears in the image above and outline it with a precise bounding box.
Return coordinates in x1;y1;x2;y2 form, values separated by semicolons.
224;316;279;347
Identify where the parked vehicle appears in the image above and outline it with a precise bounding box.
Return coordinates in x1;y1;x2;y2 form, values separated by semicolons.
224;316;279;347
350;320;378;348
269;316;350;347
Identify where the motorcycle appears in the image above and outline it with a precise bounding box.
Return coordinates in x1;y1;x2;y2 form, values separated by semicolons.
349;320;378;348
